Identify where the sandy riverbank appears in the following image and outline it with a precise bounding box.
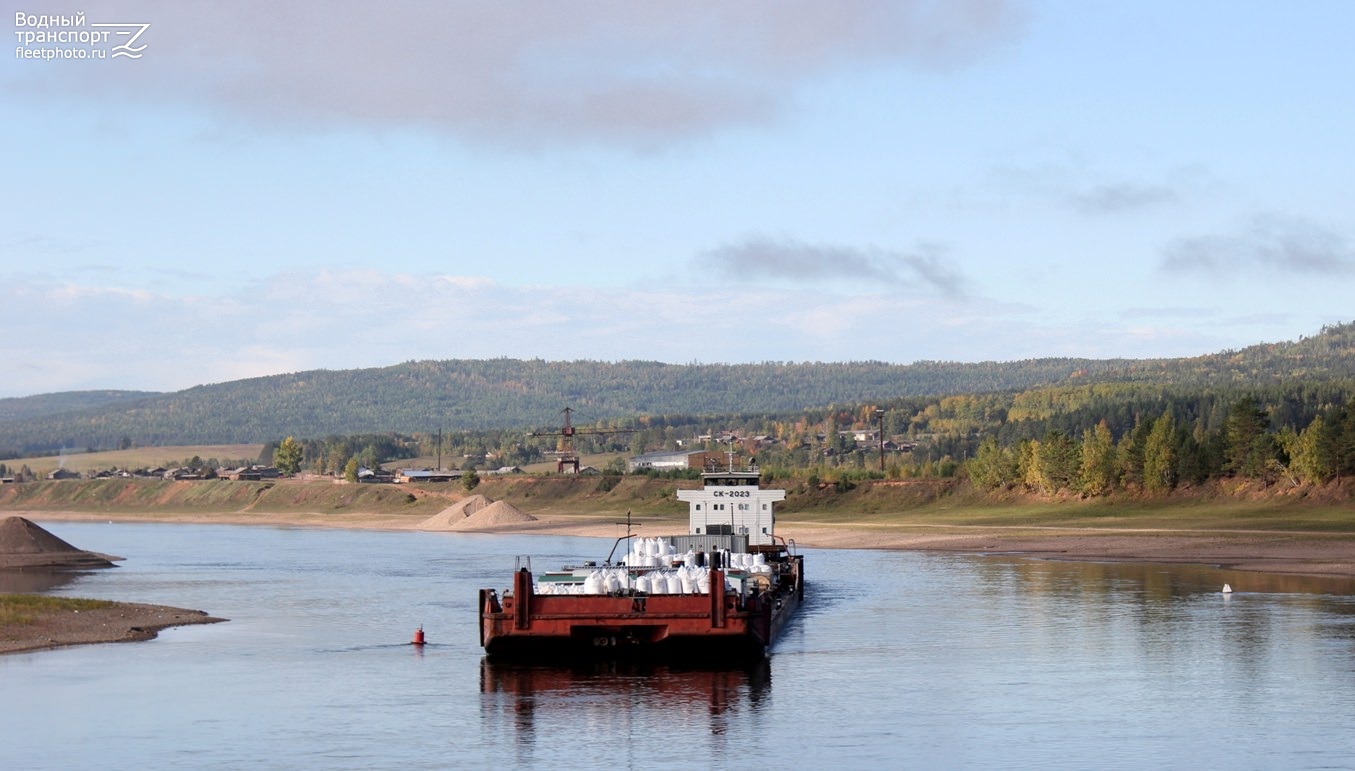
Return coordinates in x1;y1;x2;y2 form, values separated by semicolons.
23;508;1355;580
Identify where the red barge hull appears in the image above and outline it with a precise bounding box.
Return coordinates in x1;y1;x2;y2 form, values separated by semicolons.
480;557;804;664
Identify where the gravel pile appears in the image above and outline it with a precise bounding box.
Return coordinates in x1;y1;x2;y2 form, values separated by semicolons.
416;494;493;530
0;516;120;570
448;500;538;530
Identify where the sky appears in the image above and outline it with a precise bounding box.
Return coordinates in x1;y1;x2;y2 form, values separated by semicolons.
2;1;1353;399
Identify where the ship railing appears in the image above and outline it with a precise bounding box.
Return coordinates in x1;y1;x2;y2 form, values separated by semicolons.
600;533;751;567
513;555;533;573
669;533;749;555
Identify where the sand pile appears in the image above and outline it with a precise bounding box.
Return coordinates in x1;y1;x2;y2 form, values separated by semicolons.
0;516;120;570
449;500;537;531
416;494;493;530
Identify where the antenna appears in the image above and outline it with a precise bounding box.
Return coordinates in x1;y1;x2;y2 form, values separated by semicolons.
604;510;641;566
614;510;641;540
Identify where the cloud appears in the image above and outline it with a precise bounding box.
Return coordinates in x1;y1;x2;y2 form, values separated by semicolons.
49;284;154;303
9;1;1027;149
1068;183;1177;214
984;158;1205;217
696;235;968;295
1161;215;1354;276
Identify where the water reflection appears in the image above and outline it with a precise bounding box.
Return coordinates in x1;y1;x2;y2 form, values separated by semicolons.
948;554;1355;706
984;557;1355;597
480;658;771;751
0;569;88;593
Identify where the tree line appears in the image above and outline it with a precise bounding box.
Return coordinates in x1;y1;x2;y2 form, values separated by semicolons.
241;382;1355;499
965;395;1355;495
3;322;1355;455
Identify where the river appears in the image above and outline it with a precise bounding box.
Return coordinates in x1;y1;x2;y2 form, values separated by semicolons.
3;521;1355;769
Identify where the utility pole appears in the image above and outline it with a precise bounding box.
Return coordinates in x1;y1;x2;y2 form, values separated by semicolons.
875;408;886;472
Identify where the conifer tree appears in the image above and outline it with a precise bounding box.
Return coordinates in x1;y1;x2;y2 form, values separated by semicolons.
1224;396;1274;478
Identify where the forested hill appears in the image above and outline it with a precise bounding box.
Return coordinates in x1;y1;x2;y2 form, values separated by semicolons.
0;390;160;424
3;322;1354;453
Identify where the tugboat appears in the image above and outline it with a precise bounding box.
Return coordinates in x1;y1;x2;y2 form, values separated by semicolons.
478;454;804;664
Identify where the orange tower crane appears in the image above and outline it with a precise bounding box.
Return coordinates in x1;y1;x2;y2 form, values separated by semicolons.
528;407;638;473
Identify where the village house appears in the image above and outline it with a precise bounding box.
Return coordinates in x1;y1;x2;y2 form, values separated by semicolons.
394;468;461;484
627;449;709;472
220;465;280;481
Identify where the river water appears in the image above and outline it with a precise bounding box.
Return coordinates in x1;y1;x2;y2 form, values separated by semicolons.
4;521;1355;769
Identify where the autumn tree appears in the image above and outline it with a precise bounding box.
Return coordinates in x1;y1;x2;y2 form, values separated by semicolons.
1018;439;1045;493
968;436;1018;490
1142;411;1177;492
1079;421;1116;496
274;436;304;476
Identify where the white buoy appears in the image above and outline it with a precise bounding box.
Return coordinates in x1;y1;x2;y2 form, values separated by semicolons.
1222;583;1233;594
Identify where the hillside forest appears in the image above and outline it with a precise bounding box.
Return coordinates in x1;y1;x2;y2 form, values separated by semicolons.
2;323;1355;498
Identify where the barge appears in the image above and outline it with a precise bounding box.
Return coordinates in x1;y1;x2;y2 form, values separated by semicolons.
478;457;803;663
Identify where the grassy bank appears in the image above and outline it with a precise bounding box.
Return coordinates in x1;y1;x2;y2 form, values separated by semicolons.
0;477;456;520
2;474;1351;535
0;595;115;625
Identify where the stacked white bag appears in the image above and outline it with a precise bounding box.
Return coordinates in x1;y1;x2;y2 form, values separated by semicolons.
623;537;682;567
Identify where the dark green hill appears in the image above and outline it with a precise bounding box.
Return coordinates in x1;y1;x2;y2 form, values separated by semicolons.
2;322;1353;453
0;390;161;425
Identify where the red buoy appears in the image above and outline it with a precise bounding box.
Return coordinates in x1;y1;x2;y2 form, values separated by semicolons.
412;626;426;646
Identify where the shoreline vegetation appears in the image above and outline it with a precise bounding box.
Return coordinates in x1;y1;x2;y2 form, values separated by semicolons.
0;594;225;655
4;475;1352;654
